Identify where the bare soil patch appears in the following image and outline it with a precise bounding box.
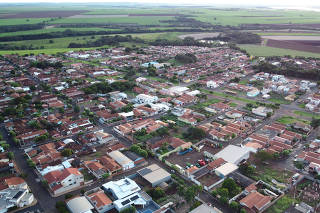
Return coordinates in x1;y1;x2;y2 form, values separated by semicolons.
266;39;320;53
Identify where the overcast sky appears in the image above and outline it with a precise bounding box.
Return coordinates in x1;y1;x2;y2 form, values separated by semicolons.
2;0;320;7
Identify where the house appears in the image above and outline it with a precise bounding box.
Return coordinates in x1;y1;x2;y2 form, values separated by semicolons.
85;188;113;213
0;177;34;212
102;178;159;212
99;156;122;175
109;91;127;102
96;110;119;124
43;168;84;195
16;129;48;144
239;191;272;213
84;161;107;179
108;151;134;170
94;131;114;144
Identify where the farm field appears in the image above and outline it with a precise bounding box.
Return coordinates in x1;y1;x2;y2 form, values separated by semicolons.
238;44;320;58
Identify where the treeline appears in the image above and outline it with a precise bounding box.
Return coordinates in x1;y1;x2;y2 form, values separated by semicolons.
83;81;135;94
0;28;216;43
254;62;320;80
204;31;261;44
149;36;211;47
0;23;44;33
160;16;213;28
175;53;197;64
0;43;42;51
68;35;144;48
30;60;63;69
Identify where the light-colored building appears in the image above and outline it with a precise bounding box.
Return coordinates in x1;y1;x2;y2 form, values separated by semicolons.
137;164;171;187
215;162;238;178
214;145;252;165
43;168;84;195
108;150;134;170
189;203;222;213
66;196;94;213
135;94;158;104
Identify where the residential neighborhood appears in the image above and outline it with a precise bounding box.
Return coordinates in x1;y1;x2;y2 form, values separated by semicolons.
0;44;320;213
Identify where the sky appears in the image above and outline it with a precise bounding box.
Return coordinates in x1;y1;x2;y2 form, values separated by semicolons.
1;0;320;7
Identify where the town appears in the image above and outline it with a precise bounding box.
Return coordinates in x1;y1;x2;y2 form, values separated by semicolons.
0;44;320;213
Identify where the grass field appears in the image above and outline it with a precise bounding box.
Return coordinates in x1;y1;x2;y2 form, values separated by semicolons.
277;116;310;125
0;48;95;55
50;16;174;25
0;18;50;25
238;44;320;58
0;27;119;37
293;111;320;119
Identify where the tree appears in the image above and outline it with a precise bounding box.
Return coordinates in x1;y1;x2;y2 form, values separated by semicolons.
102;173;110;179
183;127;206;140
267;112;272;118
240;208;247;213
217;187;229;197
230;201;240;210
61;148;73;157
222;178;241;197
311;118;320;128
65;194;73;199
119;206;136;213
74;105;80;113
255;150;273;161
156;127;169;137
7;152;14;160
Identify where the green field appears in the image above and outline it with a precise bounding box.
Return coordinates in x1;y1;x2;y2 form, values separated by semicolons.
0;27;119;37
50;16;174;25
239;44;320;58
277;116;310;125
0;18;50;25
293;111;320;119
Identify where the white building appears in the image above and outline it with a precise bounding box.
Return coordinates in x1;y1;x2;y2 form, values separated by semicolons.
135;94;158;104
102;178;148;212
214;145;252;165
252;107;273;117
67;196;94;213
108;151;134;170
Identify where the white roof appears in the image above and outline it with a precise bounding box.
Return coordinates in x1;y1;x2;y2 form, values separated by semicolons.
215;163;238;176
137;164;171;185
102;178;140;199
189;204;222;213
108;151;133;166
67;197;94;213
214;145;251;164
113;192;146;210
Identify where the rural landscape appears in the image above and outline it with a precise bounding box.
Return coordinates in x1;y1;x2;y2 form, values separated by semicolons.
1;1;320;213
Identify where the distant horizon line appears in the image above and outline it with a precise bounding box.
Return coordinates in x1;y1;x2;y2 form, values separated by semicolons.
0;2;319;7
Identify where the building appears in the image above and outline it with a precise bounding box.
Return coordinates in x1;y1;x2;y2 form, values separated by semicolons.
214;145;252;165
66;196;94;213
214;162;238;178
252;107;273;117
85;188;113;213
108;150;134;170
43;168;84;195
137;164;171;187
239;191;272;213
102;178;152;212
189;203;222;213
135;94;158;104
0;177;34;213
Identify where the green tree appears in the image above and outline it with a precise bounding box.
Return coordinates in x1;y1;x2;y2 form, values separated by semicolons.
230;201;240;210
7;152;14;160
119;206;136;213
183;127;206;140
61;148;73;157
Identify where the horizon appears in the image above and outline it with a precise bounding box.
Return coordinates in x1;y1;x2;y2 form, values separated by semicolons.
1;0;320;7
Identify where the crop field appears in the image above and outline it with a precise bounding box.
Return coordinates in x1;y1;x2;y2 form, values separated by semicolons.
0;18;50;25
238;44;320;58
2;4;320;55
50;16;175;25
